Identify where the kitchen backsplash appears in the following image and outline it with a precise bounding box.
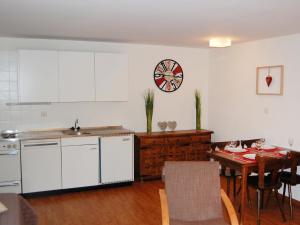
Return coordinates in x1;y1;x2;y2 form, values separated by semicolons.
0;51;19;130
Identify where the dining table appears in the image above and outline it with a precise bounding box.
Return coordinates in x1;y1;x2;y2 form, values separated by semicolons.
210;146;288;225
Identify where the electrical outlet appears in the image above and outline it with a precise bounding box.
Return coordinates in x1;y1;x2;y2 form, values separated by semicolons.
41;111;47;118
264;108;269;115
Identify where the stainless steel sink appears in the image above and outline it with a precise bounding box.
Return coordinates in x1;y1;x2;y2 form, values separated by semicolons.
62;126;123;136
62;130;92;136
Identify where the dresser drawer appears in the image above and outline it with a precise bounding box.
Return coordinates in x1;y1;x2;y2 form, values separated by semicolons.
140;137;166;148
135;130;213;180
166;136;191;145
191;134;211;143
140;147;163;176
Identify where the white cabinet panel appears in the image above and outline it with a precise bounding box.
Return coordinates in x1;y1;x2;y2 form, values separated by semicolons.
61;136;98;146
19;50;59;102
62;144;99;189
59;51;95;102
21;139;61;193
100;135;133;184
95;53;128;101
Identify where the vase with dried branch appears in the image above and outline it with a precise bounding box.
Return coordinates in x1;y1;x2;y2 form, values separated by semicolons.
144;89;154;133
195;90;201;130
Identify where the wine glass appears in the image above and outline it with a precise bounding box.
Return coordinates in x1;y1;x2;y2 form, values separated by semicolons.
229;141;237;148
255;140;262;151
227;141;237;158
288;137;294;149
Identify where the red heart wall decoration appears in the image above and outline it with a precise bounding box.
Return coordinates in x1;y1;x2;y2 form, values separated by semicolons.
265;75;272;87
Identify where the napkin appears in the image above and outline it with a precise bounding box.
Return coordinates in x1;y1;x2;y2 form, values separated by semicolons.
0;201;7;214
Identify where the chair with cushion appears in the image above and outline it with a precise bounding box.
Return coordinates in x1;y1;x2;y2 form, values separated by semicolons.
159;161;239;225
247;154;286;225
280;150;300;219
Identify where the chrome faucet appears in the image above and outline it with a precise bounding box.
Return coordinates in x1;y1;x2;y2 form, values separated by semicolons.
71;119;80;131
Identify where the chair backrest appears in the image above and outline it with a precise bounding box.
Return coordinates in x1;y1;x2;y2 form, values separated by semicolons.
255;154;286;189
289;151;300;185
211;141;229;151
164;161;222;221
241;138;261;147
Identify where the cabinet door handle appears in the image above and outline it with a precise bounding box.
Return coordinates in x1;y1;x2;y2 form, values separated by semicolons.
0;181;20;187
24;143;58;147
0;150;19;155
122;138;131;141
89;147;98;150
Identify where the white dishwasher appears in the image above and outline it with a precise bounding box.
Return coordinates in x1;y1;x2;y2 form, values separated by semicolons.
21;139;61;193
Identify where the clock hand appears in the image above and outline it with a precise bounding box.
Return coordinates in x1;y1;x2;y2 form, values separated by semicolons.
155;73;173;77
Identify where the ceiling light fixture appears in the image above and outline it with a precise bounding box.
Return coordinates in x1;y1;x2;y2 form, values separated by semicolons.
209;38;231;48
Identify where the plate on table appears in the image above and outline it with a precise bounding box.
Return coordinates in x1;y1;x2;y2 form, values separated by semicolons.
225;147;247;153
261;145;276;150
243;153;256;160
278;150;288;156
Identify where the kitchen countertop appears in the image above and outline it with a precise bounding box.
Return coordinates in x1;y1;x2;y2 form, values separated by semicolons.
18;126;134;141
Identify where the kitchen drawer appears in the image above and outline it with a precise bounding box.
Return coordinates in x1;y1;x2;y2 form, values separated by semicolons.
140;137;166;148
61;136;99;146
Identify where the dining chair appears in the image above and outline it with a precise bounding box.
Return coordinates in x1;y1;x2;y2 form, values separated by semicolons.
280;150;300;219
247;154;286;225
159;161;239;225
211;141;240;198
241;138;261;148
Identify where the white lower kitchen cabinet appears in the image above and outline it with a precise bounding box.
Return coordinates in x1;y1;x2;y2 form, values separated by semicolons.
100;135;134;184
61;137;99;189
21;139;62;193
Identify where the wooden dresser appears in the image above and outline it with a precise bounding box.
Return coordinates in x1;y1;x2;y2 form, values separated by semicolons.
134;129;213;180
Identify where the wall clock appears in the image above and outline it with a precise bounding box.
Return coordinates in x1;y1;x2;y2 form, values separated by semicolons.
154;59;183;92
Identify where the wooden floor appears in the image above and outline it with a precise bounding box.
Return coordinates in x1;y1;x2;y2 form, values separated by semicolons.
26;178;300;225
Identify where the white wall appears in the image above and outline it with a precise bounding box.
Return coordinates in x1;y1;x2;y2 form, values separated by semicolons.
208;33;300;199
0;37;209;132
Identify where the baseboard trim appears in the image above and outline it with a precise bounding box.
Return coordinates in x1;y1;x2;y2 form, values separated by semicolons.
279;193;300;207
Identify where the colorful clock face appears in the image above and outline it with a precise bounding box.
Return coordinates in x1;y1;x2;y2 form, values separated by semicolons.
154;59;183;92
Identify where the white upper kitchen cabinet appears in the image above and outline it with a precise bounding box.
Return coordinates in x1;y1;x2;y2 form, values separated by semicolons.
58;51;95;102
95;53;128;101
19;50;59;102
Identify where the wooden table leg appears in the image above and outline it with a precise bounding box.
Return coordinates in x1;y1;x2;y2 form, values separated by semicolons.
240;166;248;225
